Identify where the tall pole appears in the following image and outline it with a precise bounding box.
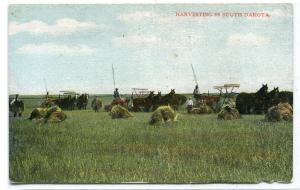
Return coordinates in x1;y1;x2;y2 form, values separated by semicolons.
43;77;48;94
190;64;199;86
112;64;116;89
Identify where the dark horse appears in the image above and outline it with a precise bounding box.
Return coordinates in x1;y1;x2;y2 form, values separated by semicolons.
77;93;89;110
236;84;268;114
197;95;220;110
267;87;293;107
54;95;77;110
9;99;24;117
132;91;155;112
279;91;293;106
160;89;187;110
151;91;162;111
266;87;280;109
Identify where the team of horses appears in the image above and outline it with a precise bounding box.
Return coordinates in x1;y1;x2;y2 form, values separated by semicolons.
132;89;187;112
103;89;187;112
9;84;293;118
41;93;89;110
236;84;293;114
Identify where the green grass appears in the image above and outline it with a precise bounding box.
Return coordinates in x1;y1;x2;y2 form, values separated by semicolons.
9;96;292;183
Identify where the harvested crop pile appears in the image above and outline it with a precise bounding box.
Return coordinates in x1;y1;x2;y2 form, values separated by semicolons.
110;105;134;119
150;105;178;125
29;106;67;123
218;105;241;120
265;102;293;122
190;104;213;114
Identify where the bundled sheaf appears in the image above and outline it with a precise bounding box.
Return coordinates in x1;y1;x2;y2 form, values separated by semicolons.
190;104;213;114
265;102;293;122
110;105;134;119
29;106;67;123
149;105;178;125
217;105;241;120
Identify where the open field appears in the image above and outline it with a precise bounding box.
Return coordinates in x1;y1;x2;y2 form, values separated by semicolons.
9;95;292;183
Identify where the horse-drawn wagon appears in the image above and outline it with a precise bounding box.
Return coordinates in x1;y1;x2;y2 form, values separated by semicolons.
42;91;89;110
131;88;154;112
54;91;78;110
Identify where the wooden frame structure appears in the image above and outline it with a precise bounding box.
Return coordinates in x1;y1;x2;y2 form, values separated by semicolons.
131;88;151;98
214;84;240;107
214;84;240;96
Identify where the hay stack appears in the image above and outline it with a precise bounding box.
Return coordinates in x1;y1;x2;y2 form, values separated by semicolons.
29;108;47;120
215;97;236;113
45;106;67;122
190;104;213;114
110;105;134;119
150;105;178;125
29;106;67;123
266;102;293;122
218;105;241;120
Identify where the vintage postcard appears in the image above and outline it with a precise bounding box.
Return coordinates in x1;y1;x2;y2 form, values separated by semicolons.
8;4;293;184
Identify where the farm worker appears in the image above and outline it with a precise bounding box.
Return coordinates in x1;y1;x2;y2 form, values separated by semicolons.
193;85;201;101
10;94;20;105
92;96;98;105
113;88;120;99
193;85;200;96
45;91;49;99
186;97;194;113
43;92;53;107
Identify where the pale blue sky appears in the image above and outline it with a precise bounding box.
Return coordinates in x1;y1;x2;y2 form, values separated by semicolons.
8;4;293;95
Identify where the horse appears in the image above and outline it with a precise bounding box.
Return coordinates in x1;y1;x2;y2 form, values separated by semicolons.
278;91;293;106
266;88;293;108
236;84;268;114
132;91;155;112
91;97;102;112
53;95;77;110
174;93;187;106
197;95;220;110
77;93;89;110
159;89;175;108
151;91;162;111
9;99;24;117
159;89;186;110
266;87;280;110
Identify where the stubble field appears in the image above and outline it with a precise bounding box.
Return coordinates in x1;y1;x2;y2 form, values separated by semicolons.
9;95;292;183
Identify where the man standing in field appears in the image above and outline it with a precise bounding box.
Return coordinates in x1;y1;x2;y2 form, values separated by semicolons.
10;94;20;105
9;94;24;117
186;97;194;113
